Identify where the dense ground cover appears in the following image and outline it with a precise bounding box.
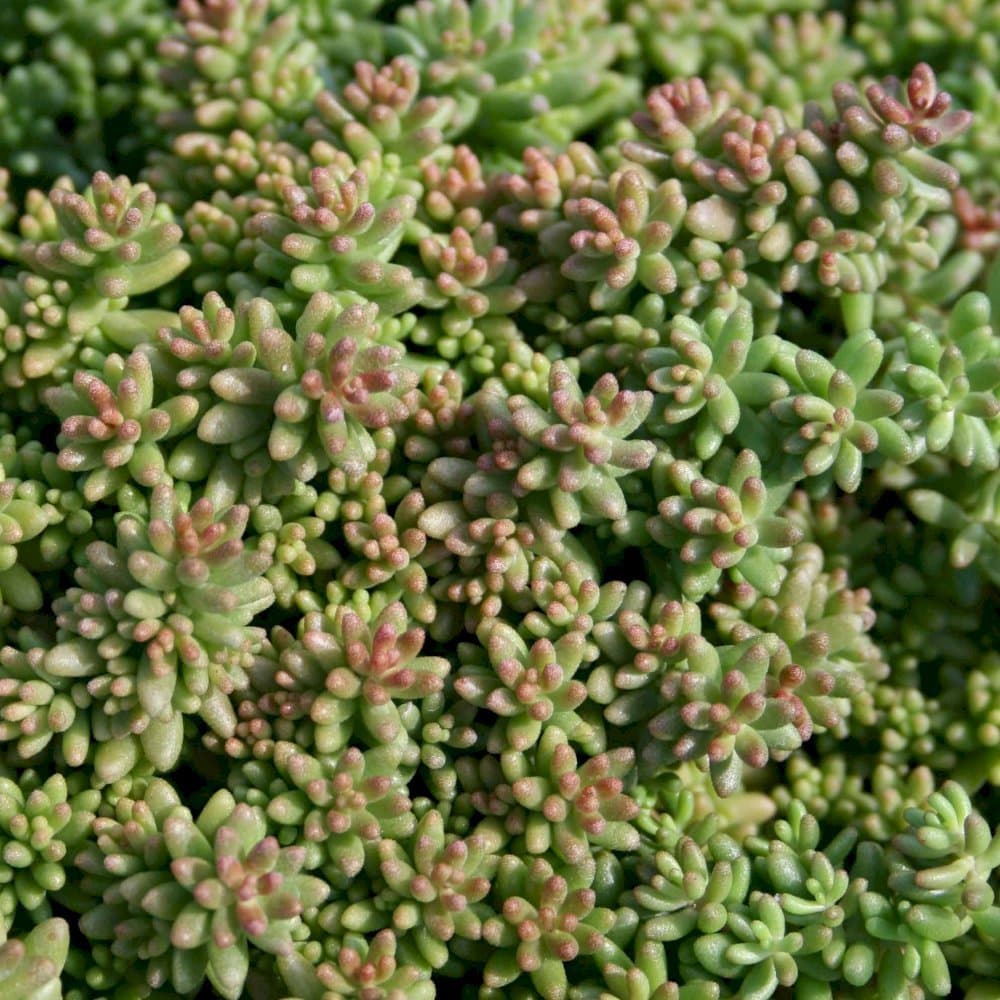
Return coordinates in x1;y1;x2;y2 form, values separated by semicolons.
0;1;998;998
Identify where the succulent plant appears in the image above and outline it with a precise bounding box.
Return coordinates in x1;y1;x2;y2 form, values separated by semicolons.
78;781;330;999
689;890;833;999
634;833;752;943
769;329;912;492
641;299;788;460
587;592;702;728
907;470;1000;584
45;482;273;773
284;927;435;1000
501;724;640;864
642;632;811;797
388;0;638;153
343;808;505;967
891;291;1000;470
456;619;592;752
0;0;168;189
20;171;189;305
481;852;617;999
0;8;996;1000
649;449;802;599
153;0;323;207
0;770;98;923
507;362;657;529
267;741;417;882
709;541;887;737
0;918;69;1000
0;639;91;763
44;349;199;501
246;163;424;314
0;473;58;613
198;293;422;494
308;58;459;170
270;600;450;754
0;171;189;400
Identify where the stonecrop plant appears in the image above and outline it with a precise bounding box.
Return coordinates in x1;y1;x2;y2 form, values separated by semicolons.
0;1;997;998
